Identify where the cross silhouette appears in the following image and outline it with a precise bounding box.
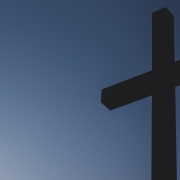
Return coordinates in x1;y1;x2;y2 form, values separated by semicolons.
101;7;180;180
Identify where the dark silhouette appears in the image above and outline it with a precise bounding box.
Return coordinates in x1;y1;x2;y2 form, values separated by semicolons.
101;8;180;180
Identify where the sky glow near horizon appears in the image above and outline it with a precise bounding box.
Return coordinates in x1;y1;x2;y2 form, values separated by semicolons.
0;1;180;180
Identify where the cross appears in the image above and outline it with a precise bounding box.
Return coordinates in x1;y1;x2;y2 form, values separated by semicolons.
101;7;180;180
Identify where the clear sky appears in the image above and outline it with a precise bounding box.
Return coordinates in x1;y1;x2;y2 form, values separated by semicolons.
0;0;180;180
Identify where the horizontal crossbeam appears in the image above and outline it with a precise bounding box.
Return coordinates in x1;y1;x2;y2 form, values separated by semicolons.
101;71;152;110
101;59;180;110
171;59;180;87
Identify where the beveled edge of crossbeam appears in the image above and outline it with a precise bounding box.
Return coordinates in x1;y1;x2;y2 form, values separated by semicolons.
101;71;152;110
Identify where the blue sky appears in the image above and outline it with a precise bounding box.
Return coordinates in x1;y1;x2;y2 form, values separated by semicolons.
0;0;180;180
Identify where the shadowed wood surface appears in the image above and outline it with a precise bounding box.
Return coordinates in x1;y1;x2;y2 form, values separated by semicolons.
101;7;179;180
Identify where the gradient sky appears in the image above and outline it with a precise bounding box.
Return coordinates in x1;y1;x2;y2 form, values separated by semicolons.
0;1;180;180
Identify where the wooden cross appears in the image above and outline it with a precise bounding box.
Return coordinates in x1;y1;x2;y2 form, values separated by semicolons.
101;7;180;180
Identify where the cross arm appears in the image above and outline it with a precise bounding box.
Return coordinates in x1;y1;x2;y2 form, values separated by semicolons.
101;71;152;110
171;59;180;87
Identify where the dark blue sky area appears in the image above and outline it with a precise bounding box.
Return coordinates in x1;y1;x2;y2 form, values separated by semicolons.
0;1;180;180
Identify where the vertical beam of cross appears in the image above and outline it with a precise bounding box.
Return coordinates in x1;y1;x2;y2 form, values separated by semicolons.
101;7;179;180
152;9;177;180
